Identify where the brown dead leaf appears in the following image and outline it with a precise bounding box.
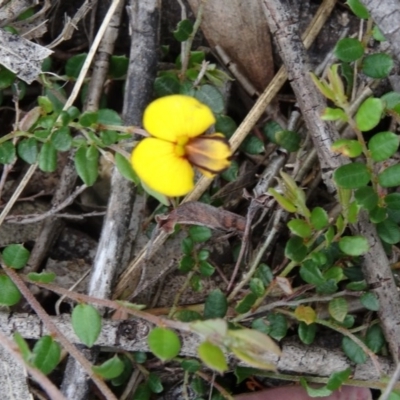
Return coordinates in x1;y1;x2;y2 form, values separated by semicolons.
156;201;246;234
188;0;274;93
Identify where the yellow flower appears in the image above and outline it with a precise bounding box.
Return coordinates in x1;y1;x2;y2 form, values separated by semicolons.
131;95;231;197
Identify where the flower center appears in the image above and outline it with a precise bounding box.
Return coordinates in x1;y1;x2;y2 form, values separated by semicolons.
174;135;189;157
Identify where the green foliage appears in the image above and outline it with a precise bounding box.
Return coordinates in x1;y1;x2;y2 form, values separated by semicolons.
71;304;102;347
92;356;125;380
0;275;21;306
2;244;30;269
147;327;181;361
334;38;364;62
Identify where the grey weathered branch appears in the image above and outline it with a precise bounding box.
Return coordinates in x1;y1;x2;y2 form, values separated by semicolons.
262;0;400;363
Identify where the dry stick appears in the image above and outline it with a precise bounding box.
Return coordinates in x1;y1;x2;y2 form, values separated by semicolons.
262;0;400;365
113;0;338;300
0;330;67;400
3;267;118;400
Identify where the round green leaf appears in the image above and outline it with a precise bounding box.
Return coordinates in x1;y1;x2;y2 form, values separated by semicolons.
154;74;180;97
249;278;265;297
199;260;215;277
381;91;400;110
331;139;362;158
179;255;195;272
378;164;400;187
0;275;21;306
285;236;307;262
360;292;380;311
38;96;53;114
300;260;325;285
148;327;181;361
74;145;99;186
298;322;316;345
339;236;369;256
52;127;72;152
355;98;384;132
328;297;348;322
71;304;102;347
115;152;139;184
197;341;227;373
32;336;61;375
0;141;16;164
97;109;122;126
235;293;257;314
362;53;393;79
181;359;201;373
173;19;194;42
39;142;57;172
221;160;239;182
188;226;212;243
109;55;129;79
369;206;387;223
266;313;288;341
99;130;118;146
195;84;224;114
372;26;386;42
334;38;364;62
148;372;164;393
18;138;38;164
27;271;56;283
385;193;400;210
92;356;124;380
204;289;227;319
65;53;87;78
0;67;15;89
310;207;329;230
241;135;264;154
2;244;30;269
333;162;371;189
346;0;370;18
376;219;400;244
274;130;301;152
326;369;352;392
79;111;97;127
342;336;367;364
366;324;384;353
215;115;237;138
354;186;378;211
287;219;312;238
255;264;273;286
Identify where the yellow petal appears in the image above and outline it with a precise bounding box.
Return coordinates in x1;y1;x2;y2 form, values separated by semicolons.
186;133;231;176
131;138;194;197
143;95;216;142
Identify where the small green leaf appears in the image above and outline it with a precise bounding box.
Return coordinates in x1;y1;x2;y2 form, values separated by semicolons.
376;219;400;244
66;53;87;78
92;356;124;380
148;372;163;393
109;55;129;78
38;96;53;114
182;359;201;372
355;98;384;132
287;219;312;238
18;138;38;164
74;145;99;186
329;298;348;322
52;127;72;152
379;164;400;187
199;260;215;277
342;336;367;364
0;141;16;164
285;236;307;262
360;292;380;311
241;135;264;154
0;275;21;306
301;378;332;397
235;293;257;314
39;142;57;172
310;207;329;230
385;193;400;210
249;278;265;297
215;115;237;138
354;187;378;211
173;19;194;42
255;263;273;286
181;237;193;255
372;26;386;42
326;368;352;391
115;153;139;184
71;304;102;347
79;111;98;127
334;38;364;62
322;107;348;122
362;53;394;79
154;75;180;97
198;341;227;373
333;162;371;189
382;91;400;110
298;322;316;345
195;84;224;114
27;271;56;283
13;332;31;361
331;139;362;158
179;255;195;272
2;244;30;269
100;130;118;146
97;109;122;126
221;160;239;181
174;310;202;322
32;336;61;375
273;130;301;152
369;206;387;223
346;0;370;18
366;324;385;353
148;327;181;361
188;226;212;243
204;289;227;319
0;67;15;89
339;236;369;256
267;313;288;341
